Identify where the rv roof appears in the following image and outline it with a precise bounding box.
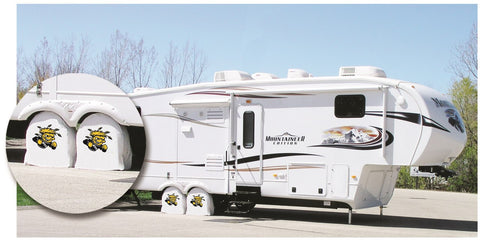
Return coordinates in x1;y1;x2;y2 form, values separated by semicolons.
129;75;404;98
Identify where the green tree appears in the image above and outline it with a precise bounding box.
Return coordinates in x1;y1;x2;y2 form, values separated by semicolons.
444;23;477;193
447;77;477;193
449;23;477;83
396;23;477;191
395;166;429;190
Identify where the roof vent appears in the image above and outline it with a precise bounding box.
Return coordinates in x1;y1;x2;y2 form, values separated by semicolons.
214;70;253;82
287;69;312;78
339;66;386;78
251;73;279;80
133;87;157;93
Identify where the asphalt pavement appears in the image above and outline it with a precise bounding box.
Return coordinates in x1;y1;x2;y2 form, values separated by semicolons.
16;188;477;237
10;162;139;214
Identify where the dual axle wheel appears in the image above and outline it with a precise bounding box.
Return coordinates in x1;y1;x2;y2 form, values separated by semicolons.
25;111;131;170
161;187;214;215
160;187;256;216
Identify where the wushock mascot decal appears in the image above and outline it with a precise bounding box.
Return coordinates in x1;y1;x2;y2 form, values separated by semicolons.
32;124;62;150
190;194;205;207
165;193;179;206
83;127;112;152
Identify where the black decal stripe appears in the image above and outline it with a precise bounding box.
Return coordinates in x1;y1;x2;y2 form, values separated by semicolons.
231;152;322;166
183;163;205;167
365;111;450;133
422;116;450;133
183;153;322;167
365;111;421;124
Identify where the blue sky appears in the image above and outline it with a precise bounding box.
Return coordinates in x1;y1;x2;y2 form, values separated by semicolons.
17;4;477;94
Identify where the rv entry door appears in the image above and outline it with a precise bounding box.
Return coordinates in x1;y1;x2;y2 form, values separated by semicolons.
236;105;264;186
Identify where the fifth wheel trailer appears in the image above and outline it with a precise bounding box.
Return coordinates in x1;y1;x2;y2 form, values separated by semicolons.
129;66;466;221
8;67;466;222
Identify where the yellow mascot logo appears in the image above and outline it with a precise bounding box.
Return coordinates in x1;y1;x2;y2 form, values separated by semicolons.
33;124;62;150
83;127;112;152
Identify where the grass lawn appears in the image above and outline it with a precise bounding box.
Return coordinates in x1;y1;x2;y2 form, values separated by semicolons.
17;184;38;206
119;190;153;202
17;184;153;207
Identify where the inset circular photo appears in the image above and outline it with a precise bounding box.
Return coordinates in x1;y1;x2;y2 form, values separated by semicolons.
6;73;145;214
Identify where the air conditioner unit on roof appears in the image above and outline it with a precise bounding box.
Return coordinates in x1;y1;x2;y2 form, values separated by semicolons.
251;73;279;80
214;70;253;82
339;66;386;78
287;69;312;78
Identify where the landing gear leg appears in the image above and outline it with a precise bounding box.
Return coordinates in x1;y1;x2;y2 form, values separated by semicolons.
130;190;141;206
348;208;352;224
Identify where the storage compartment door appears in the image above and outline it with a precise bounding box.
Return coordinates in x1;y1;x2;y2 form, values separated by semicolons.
288;163;327;196
330;164;349;198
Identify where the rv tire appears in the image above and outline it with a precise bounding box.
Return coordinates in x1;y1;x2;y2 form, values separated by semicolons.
186;188;214;216
24;111;76;167
161;187;187;214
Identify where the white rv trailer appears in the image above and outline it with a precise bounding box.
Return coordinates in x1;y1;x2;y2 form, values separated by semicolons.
8;67;466;222
129;66;466;221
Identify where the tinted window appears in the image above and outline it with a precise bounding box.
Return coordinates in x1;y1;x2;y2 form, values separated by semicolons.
243;111;255;149
335;95;365;118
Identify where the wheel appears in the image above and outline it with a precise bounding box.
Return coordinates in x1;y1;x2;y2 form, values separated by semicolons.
75;113;132;170
235;202;256;212
161;187;186;214
186;187;214;216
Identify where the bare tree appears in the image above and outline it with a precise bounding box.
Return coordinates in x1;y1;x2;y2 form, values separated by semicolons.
96;30;133;89
161;41;207;88
178;41;191;86
129;39;158;89
450;23;477;82
161;42;180;88
30;37;53;85
15;37;54;101
16;47;29;100
54;36;90;75
188;44;207;84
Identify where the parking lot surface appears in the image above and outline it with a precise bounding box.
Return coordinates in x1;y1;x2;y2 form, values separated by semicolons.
10;162;138;214
17;188;477;237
